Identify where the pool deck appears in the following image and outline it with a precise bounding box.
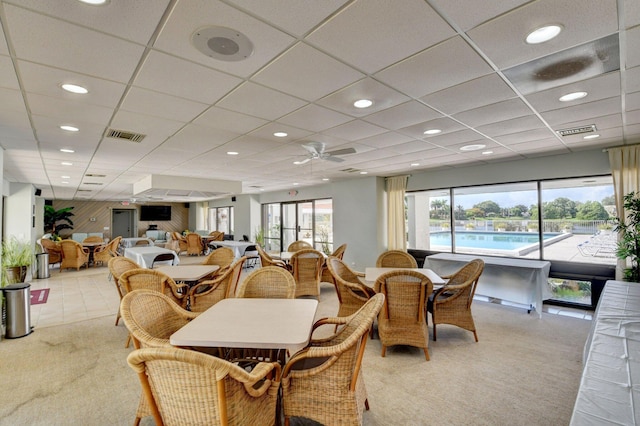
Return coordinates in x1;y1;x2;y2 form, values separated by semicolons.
522;234;615;265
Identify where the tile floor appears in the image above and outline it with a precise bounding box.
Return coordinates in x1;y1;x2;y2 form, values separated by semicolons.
24;255;593;331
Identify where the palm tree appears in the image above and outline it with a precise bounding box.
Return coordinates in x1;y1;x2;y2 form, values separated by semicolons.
44;205;75;238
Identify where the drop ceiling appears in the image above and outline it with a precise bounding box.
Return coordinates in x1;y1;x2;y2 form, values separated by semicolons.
0;0;639;202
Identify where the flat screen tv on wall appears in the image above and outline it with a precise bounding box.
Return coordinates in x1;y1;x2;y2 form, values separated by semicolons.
140;205;171;221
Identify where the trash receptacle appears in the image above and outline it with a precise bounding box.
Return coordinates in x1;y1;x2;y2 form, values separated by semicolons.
36;253;50;279
2;283;32;338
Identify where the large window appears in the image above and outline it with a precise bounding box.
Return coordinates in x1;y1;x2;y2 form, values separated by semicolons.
208;206;233;234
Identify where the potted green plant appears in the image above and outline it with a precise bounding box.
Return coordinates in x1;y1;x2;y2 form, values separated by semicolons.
613;192;640;282
1;237;34;285
254;227;265;247
44;205;74;240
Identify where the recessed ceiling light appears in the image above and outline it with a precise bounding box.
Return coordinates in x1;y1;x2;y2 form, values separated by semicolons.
322;178;330;181
525;25;562;44
459;144;486;151
360;171;368;175
61;181;69;184
353;99;373;109
293;161;303;165
60;125;79;132
260;188;265;191
61;176;70;179
559;91;588;102
60;148;75;153
61;162;73;166
227;151;239;155
583;134;600;140
411;163;420;166
482;151;493;155
78;0;109;5
274;132;287;137
423;129;441;135
61;83;88;94
293;182;299;186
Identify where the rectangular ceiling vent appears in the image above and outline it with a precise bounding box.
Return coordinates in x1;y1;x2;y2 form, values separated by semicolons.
556;124;597;137
83;182;103;185
340;168;361;173
77;189;92;192
85;173;106;178
106;128;146;142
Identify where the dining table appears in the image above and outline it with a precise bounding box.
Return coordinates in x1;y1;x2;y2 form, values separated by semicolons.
170;298;319;357
81;241;105;266
123;246;180;269
156;265;219;285
208;240;256;259
120;237;155;248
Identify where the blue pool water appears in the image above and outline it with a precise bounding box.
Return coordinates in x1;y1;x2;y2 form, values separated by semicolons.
430;231;555;250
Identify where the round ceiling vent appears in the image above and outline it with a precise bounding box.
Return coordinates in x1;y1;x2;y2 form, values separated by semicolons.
191;26;253;62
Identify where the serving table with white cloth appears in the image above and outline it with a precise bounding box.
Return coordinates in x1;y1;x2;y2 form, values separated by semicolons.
123;246;180;269
425;253;551;317
170;298;318;356
121;237;154;248
570;280;640;425
208;240;255;259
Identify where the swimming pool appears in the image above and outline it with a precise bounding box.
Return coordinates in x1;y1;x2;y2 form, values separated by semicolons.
430;231;562;254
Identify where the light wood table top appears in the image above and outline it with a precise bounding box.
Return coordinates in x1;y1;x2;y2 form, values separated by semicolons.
170;298;318;354
156;265;219;282
364;267;445;288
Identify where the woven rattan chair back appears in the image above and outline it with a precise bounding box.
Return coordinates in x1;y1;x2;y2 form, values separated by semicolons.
428;258;484;342
60;240;89;271
186;233;204;256
287;240;313;252
375;250;417;268
94;236;122;266
291;249;324;298
236;266;296;299
256;245;288;269
41;238;62;265
208;230;225;241
320;243;347;283
327;257;373;318
82;235;104;243
282;293;385;426
127;347;281;426
376;270;433;361
108;256;140;326
119;268;187;309
188;257;246;312
201;247;235;272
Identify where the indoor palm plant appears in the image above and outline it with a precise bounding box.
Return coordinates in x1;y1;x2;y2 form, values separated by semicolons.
1;237;34;286
613;191;640;282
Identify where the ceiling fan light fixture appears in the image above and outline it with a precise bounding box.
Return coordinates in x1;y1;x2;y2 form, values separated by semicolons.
459;144;486;151
353;99;373;108
60;125;79;132
526;25;562;44
61;83;88;94
274;132;288;137
423;129;441;135
226;151;239;155
60;148;75;153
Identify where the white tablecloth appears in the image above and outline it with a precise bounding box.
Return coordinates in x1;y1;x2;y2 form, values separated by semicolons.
571;280;640;425
425;253;551;317
209;241;256;259
123;246;180;268
121;237;154;248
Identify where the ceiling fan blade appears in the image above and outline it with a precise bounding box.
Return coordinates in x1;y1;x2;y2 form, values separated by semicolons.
297;157;311;164
302;141;325;155
326;147;356;156
325;156;345;163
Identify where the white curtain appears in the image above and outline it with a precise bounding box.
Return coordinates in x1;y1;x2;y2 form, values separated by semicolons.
608;145;640;279
386;175;408;250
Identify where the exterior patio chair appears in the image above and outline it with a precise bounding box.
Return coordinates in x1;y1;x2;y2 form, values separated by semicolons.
290;248;324;298
119;268;188;309
236;266;296;299
376;270;433;361
376;249;417;268
127;346;281;426
287;240;313;252
188;257;246;312
427;258;484;342
282;293;385;426
59;240;90;271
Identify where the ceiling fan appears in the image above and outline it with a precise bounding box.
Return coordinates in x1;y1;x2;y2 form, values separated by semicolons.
296;141;356;164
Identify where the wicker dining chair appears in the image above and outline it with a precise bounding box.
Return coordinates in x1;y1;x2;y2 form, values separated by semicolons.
320;243;347;283
326;256;375;319
40;238;62;267
427;258;484;342
256;245;288;270
290;248;324;298
108;256;141;326
82;235;104;244
59;240;90;271
208;230;225;241
170;231;188;254
236;266;296;299
120;290;199;426
127;346;281;426
201;247;235;275
186;232;204;256
188;257;246;312
282;293;385;426
375;249;418;268
287;240;313;252
376;270;433;361
93;236;122;267
119;268;188;309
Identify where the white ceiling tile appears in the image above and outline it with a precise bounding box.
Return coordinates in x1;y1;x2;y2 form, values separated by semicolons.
162;124;238;153
375;36;494;98
5;4;145;82
467;0;619;69
316;78;411;117
121;87;208;123
627;26;640;69
278;104;352;133
426;0;529;31
425;129;488;148
542;97;622;127
247;122;311;142
193;107;268;134
134;51;243;104
307;0;455;73
27;93;115;126
454;98;533;127
0;55;19;89
398;117;468;139
363;101;442;130
494;128;559;145
216;82;307;120
322;120;386;141
475;115;548;138
628;67;640;93
357;132;414;149
154;0;295;78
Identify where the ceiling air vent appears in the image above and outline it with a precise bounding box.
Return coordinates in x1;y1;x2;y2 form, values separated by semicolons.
85;174;106;178
83;182;103;186
340;168;361;173
77;189;92;192
556;124;597;137
106;128;146;143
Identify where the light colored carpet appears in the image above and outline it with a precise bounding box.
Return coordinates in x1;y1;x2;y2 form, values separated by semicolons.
0;282;590;425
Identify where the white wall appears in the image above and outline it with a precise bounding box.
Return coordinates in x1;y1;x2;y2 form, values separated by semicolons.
3;182;37;279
